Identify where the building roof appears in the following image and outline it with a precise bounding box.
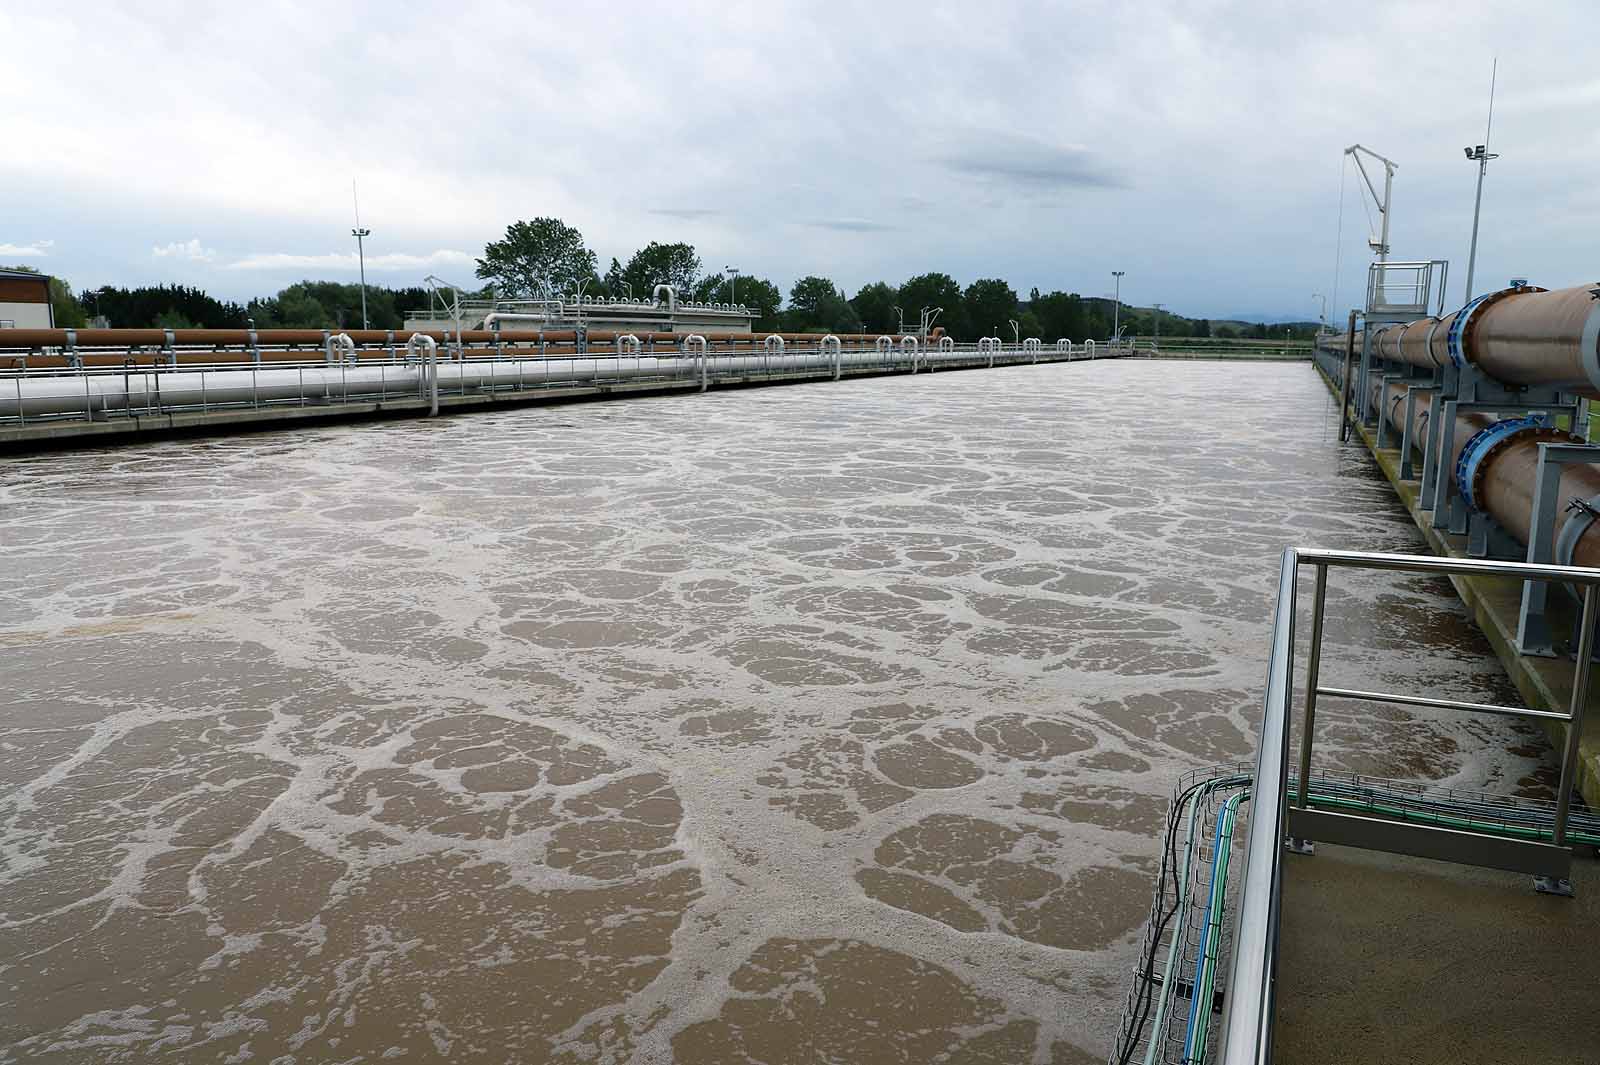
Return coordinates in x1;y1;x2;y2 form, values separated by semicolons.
0;268;50;281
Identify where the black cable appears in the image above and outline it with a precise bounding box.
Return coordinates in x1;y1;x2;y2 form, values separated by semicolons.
1113;777;1210;1065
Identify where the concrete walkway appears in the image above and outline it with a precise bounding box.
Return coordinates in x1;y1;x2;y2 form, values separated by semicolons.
1274;843;1600;1064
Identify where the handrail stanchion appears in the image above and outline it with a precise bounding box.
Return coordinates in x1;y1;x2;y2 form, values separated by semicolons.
1296;563;1328;808
1338;310;1357;444
1553;584;1598;847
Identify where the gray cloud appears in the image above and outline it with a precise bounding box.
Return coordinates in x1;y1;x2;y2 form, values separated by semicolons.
940;138;1126;192
648;208;721;220
802;218;897;232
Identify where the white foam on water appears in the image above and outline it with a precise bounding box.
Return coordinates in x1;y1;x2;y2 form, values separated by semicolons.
0;362;1550;1063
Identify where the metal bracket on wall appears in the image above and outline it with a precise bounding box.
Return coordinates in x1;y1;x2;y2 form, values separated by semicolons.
1518;441;1600;656
1400;384;1439;480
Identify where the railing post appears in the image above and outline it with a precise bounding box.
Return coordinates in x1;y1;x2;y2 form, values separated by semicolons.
1338;312;1357;445
1296;563;1328;809
1553;583;1597;847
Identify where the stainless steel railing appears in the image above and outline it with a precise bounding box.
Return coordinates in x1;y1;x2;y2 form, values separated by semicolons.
0;342;1117;427
1216;548;1295;1065
1219;546;1600;1065
1293;549;1598;851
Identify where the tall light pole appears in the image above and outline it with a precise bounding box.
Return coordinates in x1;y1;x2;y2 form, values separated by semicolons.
351;180;370;330
1463;59;1500;304
1152;302;1162;351
1111;271;1125;341
1312;293;1327;331
725;265;740;305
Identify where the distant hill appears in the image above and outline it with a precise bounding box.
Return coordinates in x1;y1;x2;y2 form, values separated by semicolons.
1216;314;1326;328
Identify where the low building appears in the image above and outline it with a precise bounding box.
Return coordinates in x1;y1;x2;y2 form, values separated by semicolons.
404;292;754;336
0;269;54;329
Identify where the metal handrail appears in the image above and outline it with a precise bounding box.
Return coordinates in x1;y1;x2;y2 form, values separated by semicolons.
1220;545;1599;1065
1217;548;1294;1065
1295;547;1598;849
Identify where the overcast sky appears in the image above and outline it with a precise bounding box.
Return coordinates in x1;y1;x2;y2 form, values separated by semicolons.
4;1;1596;321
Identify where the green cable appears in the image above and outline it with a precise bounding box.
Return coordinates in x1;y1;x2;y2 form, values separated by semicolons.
1307;793;1600;846
1184;791;1248;1065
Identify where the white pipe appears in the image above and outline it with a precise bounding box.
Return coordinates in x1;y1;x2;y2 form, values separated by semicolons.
654;284;677;314
407;333;439;415
617;334;641;356
683;334;708;392
325;332;355;364
821;334;841;381
483;312;551;332
939;336;954;352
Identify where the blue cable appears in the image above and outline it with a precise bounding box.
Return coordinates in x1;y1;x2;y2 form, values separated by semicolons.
1181;793;1247;1064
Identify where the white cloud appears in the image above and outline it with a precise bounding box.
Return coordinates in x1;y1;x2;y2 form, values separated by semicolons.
0;240;53;257
223;249;475;272
152;238;216;262
5;1;1597;315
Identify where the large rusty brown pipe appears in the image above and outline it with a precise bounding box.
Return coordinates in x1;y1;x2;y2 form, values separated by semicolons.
1365;283;1600;397
1381;379;1600;567
1466;284;1600;396
0;327;921;352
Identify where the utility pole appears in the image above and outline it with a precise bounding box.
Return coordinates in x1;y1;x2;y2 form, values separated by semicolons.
1463;58;1500;304
1152;302;1162;351
1312;293;1327;332
725;265;740;305
351;179;370;330
1111;271;1125;342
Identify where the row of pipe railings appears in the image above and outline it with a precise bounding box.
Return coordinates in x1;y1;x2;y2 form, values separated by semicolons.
1124;336;1314;359
0;328;1130;429
1109;546;1600;1065
1313;265;1600;658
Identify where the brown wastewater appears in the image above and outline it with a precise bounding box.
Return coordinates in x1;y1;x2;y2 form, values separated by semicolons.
0;361;1555;1063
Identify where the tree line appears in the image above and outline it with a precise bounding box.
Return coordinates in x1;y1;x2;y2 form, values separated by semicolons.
7;221;1322;341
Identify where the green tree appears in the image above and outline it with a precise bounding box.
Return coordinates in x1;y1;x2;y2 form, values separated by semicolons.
1030;290;1090;342
4;264;87;327
475;218;597;299
81;283;246;328
618;241;701;301
897;272;965;338
155;309;199;329
964;278;1019;339
849;281;898;333
785;276;857;332
694;274;783;328
602;257;626;298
